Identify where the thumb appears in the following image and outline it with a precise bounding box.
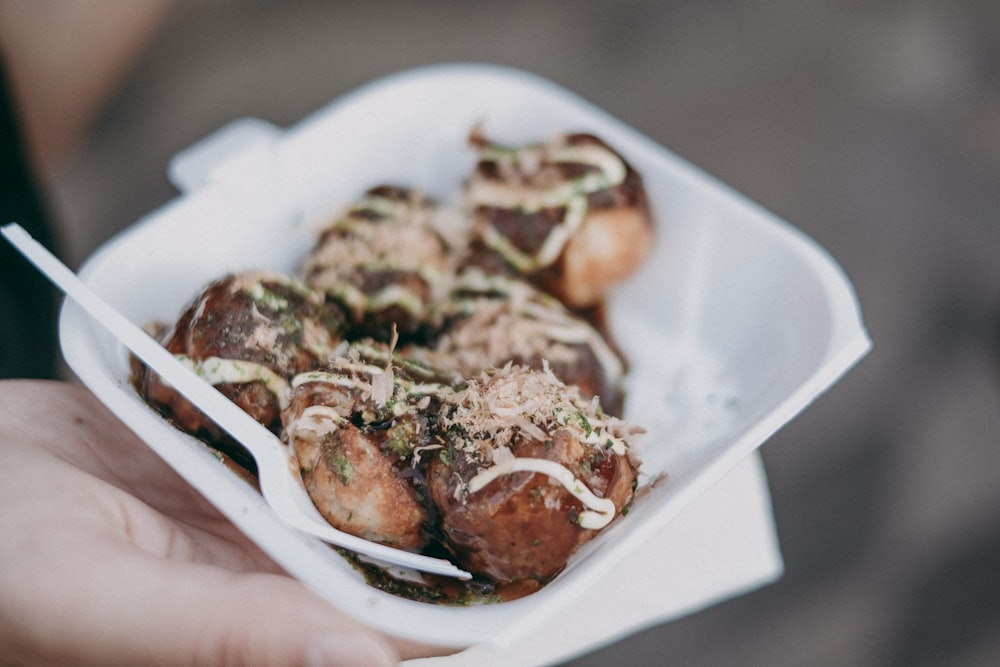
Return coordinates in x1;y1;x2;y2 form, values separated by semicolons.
154;562;402;667
16;547;400;667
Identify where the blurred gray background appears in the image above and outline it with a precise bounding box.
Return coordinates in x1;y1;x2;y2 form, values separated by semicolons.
21;1;1000;665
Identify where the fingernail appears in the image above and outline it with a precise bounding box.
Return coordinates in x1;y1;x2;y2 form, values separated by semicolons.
305;633;398;667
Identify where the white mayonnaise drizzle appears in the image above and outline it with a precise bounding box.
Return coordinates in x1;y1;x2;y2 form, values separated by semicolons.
517;298;624;385
466;457;617;530
469;138;628;272
177;355;291;409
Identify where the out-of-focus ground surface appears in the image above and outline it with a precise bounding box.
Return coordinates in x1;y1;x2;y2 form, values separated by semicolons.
36;1;1000;665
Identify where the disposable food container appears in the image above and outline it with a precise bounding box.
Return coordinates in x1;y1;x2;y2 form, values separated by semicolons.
60;63;871;655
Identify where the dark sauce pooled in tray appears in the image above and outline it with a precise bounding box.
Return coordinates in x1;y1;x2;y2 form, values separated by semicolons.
341;548;544;605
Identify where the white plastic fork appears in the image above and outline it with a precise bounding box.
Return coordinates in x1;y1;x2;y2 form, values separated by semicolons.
2;222;471;580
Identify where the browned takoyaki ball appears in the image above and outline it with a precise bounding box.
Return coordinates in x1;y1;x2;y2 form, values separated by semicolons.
282;340;453;551
427;365;641;583
301;185;460;342
464;130;654;308
134;271;344;443
413;268;626;415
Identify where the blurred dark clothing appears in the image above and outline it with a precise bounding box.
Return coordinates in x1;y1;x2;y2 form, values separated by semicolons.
1;59;58;379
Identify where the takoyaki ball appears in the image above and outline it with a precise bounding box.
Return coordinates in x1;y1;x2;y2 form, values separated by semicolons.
301;185;461;342
428;365;641;583
464;130;654;308
282;340;453;551
134;271;344;443
417;269;626;415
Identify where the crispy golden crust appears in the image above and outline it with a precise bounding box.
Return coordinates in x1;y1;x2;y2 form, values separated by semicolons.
285;386;435;551
427;365;640;583
429;428;636;583
409;270;626;414
548;201;654;307
301;186;457;341
281;341;448;551
133;271;344;441
464;132;654;308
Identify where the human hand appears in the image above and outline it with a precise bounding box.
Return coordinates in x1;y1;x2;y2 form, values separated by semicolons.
0;380;408;666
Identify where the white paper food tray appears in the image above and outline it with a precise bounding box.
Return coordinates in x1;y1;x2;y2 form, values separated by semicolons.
59;63;870;654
